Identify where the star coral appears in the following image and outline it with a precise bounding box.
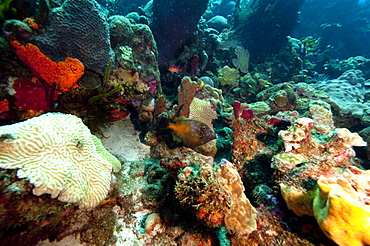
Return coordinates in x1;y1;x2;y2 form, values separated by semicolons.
10;41;84;92
0;112;121;208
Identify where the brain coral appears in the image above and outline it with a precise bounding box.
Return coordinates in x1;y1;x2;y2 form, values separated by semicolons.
0;113;121;208
34;0;114;73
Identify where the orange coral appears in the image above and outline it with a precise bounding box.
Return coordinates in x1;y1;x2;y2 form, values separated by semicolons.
10;41;84;92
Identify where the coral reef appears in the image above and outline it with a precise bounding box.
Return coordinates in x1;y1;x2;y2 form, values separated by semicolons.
1;0;369;245
34;0;114;73
272;109;368;246
161;154;257;234
0;113;121;208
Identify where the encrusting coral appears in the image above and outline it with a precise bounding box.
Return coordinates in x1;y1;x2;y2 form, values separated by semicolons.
10;41;84;92
0;112;121;208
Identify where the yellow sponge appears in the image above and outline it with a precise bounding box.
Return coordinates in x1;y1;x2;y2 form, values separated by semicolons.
313;175;370;246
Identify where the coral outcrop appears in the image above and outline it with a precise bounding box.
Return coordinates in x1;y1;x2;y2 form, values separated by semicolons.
311;69;369;124
272;107;369;246
34;0;114;73
0;112;121;208
163;155;257;234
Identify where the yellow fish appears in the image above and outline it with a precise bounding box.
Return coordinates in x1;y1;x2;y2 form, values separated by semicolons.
160;117;217;148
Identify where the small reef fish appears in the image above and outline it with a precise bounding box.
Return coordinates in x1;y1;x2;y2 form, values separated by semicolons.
168;65;181;73
159;116;217;148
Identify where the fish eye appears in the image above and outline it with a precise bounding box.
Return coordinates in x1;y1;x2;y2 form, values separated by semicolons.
201;126;206;130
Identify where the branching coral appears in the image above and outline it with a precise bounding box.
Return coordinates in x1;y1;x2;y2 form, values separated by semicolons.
10;41;84;92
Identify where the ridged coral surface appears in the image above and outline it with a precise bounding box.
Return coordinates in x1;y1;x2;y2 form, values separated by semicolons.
34;0;114;73
0;113;121;208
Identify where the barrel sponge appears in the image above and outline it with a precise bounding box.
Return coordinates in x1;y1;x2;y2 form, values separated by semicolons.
34;0;114;73
217;159;257;234
0;113;121;209
313;168;370;246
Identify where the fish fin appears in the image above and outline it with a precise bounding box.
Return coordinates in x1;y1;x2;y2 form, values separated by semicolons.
172;133;182;143
173;115;186;122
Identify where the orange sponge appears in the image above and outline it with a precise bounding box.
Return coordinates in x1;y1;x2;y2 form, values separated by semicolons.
0;99;9;114
10;41;84;92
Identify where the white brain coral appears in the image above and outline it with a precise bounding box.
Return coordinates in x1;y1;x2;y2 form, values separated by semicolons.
0;113;121;209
